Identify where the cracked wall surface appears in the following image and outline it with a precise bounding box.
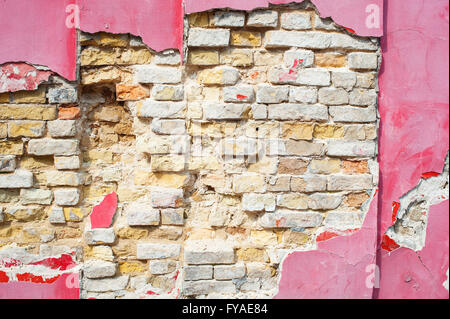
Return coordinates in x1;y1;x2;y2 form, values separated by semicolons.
0;2;382;299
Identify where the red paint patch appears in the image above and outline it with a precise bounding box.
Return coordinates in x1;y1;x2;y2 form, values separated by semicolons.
146;290;160;295
343;26;356;33
421;172;440;179
317;231;340;242
1;257;22;268
0;63;53;93
29;254;75;271
0;270;9;283
392;202;401;223
90;192;118;229
236;94;247;100
381;234;400;252
16;273;61;284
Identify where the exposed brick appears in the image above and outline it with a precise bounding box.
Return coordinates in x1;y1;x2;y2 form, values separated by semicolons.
223;85;255;103
137;100;186;119
327;141;376;157
247;10;278;27
151;187;184;208
214;263;246;280
315;53;346;68
28;139;79;156
277;193;309;210
318;88;349;105
204;103;250;120
137;243;181;259
0;170;33;188
212;11;245;27
291;175;327;192
284;49;315;68
231;31;262;47
126;203;160;226
327;175;374;191
0;105;57;121
184;265;214;281
256;84;289;104
134;66;182;84
188;50;220;66
296;69;331;86
281;12;312;30
20;189;53;205
308;193;343;210
197;66;240;85
188;28;230;47
220;49;254;67
116;84;149;101
184;241;235;265
329;105;377;123
48;120;77;137
242;193;276;212
0;155;16;172
259;210;323;228
348;52;378;70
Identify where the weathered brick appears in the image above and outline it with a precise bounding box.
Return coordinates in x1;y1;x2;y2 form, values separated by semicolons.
161;208;184;225
285;140;325;156
223;85;255;103
0;155;16;172
48;207;66;224
267;176;291;192
81;32;129;47
137;100;186;119
58;106;81;120
47;120;77;137
259;210;324;228
20;189;53;205
188;49;220;66
137;243;181;259
53;188;80;206
247;10;278;27
151;187;183;208
189;13;210;27
134;66;182;84
327;141;376;157
345;192;371;208
54;156;80;170
197;66;240;85
83;276;129;292
152;85;184;101
12;87;46;103
349;89;378;106
318;88;349;105
284;49;315;68
154;50;181;66
184;241;235;265
85;228;116;245
233;174;266;193
0;105;57;121
0;93;9;103
277;193;308;210
152;119;186;135
342;160;370;174
188;28;230;47
315;53;346;68
281;12;312;30
0;170;33;188
84;260;117;279
81;47;152;66
0;122;7;138
348;52;378;70
231;31;262;47
151;155;186;172
356;72;377;89
329;105;376;123
63;207;84;222
314;14;338;30
45;171;83;187
212;11;245;27
308;194;343;210
204;103;250;120
116;84;149;101
214;263;246;280
184;265;214;281
281;123;314;140
310;159;341;174
327;175;374;191
291;175;327;192
251;104;267;119
254;50;282;66
256;84;289;104
324;211;362;229
47;87;77;104
242;193;276;212
183;280;236;296
314;124;345;139
149;260;177;275
296;69;330;86
126;203;160;226
289;87;318;104
278;157;309;175
332;71;357;90
5;206;45;222
28;139;79;156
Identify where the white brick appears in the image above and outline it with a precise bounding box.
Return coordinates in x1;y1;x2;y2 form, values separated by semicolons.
83;276;129;292
289;87;318;104
183;280;236;296
308;194;343;210
0;170;33;188
151;187;183;208
223;86;255;103
284;49;314;68
48;120;77;137
332;72;357;90
247;10;278;27
184;240;235;265
126;203;160;226
256;84;289;104
154;50;181;65
151;119;186;135
251;104;267;119
242;193;276;212
348;52;378;70
212;11;245;27
314;14;338;31
28;138;79;156
137;100;186;119
137;243;181;260
149;260;177;275
204;103;250;120
329;33;378;50
296;69;330;86
152;84;184;101
268;104;328;121
84;260;117;279
184;265;213;281
54;156;80;170
327;175;374;191
281;12;312;30
259;210;324;228
0;155;16;173
327;141;376;157
20;189;53;205
49;207;66;224
214;263;246;280
161;208;184;225
53;188;80;206
318;88;349;105
134;66;182;84
349;89;377;106
329;106;377;123
188;28;230;47
85;228;116;245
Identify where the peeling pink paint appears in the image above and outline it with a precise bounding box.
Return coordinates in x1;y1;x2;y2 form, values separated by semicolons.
0;63;53;93
90;192;118;229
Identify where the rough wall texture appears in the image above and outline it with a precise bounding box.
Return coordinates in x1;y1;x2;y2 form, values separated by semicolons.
0;3;382;298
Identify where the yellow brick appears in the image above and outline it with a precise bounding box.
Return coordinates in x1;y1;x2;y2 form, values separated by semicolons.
0;123;7;139
97;32;129;47
117;227;148;240
81;47;152;66
250;230;278;246
310;159;341;174
6;207;46;222
83;185;117;199
220;49;253;67
119;261;146;274
315;53;347;68
236;248;267;262
85;150;113;164
189;13;209;27
117;187;146;202
281;123;314;140
20;156;54;169
197;69;226;85
152;86;179;101
63;208;84;222
188;50;219;65
314;124;345;139
0;141;24;155
283;230;310;246
202;87;221;101
12;87;46;104
0;105;57;120
231;31;262;47
0;93;10;103
134;171;188;188
8;121;45;138
81;66;131;85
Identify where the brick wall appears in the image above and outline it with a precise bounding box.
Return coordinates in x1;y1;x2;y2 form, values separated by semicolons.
0;3;380;298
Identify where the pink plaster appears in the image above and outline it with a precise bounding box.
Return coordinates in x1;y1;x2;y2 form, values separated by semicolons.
185;0;383;37
90;192;118;229
0;63;53;93
276;192;378;299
